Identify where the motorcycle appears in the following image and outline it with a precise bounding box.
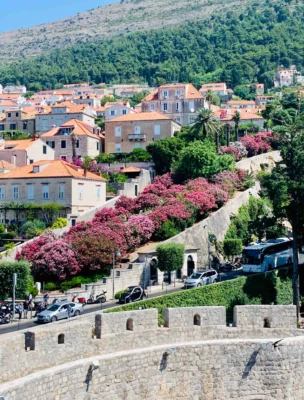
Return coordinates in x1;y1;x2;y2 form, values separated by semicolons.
87;290;107;304
0;311;11;324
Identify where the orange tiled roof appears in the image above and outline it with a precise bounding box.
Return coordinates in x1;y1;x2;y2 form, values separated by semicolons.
200;82;226;90
214;109;264;121
95;106;105;112
228;100;255;106
107;112;172;123
41;119;103;139
104;101;129;108
121;166;141;173
0;94;22;100
142;89;158;102
0;160;106;181
0;100;18;106
0;139;39;150
0;160;17;171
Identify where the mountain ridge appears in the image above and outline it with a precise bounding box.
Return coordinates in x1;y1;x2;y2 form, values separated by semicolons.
0;0;265;60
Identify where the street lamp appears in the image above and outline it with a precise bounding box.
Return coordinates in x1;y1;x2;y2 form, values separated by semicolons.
112;249;121;300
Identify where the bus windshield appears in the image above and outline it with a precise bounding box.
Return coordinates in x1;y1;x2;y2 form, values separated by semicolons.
242;249;261;265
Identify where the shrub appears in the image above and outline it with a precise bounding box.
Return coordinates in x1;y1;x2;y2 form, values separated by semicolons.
156;243;185;272
107;268;293;325
0;224;5;234
20;219;46;239
0;232;17;240
154;220;181;241
223;239;243;259
44;282;57;291
115;290;125;300
52;218;68;229
0;261;31;301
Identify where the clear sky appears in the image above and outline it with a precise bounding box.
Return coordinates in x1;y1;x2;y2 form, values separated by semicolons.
0;0;115;33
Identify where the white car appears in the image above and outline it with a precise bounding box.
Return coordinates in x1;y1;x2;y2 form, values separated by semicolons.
184;269;218;289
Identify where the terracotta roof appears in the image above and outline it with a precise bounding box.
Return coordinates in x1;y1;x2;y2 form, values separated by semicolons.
41;119;103;139
0;100;18;106
214;109;264;121
0;139;39;150
0;160;17;171
95;106;105;112
256;84;264;88
107;112;172;123
0;94;22;100
0;160;106;181
121;166;141;173
143;89;158;102
104;101;129;108
200;82;226;90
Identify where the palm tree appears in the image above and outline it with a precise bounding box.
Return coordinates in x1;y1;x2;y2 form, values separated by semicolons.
205;90;214;109
225;123;231;146
233;111;241;141
191;108;222;152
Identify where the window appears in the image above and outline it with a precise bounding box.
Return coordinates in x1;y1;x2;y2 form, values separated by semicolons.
115;127;121;137
78;184;83;200
46;141;55;149
134;126;141;134
122;109;127;115
0;125;4;131
76;140;79;149
61;140;66;149
96;186;101;200
163;103;168;111
115;143;121;153
154;125;160;136
176;117;181;123
96;142;99;151
110;110;116;116
7;113;11;118
189;100;195;111
176;90;180;97
61;156;67;161
43;145;47;155
42;185;49;200
150;104;155;112
27;185;34;200
163;91;168;97
23;122;27;130
58;185;64;200
10;124;16;130
135;143;141;149
15;112;19;117
29;159;34;164
176;103;179;111
0;186;5;200
13;186;19;200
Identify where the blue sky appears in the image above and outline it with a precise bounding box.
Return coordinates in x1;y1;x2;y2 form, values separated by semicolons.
0;0;115;33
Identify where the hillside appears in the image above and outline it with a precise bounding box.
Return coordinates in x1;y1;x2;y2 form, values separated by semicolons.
0;1;303;90
0;0;269;60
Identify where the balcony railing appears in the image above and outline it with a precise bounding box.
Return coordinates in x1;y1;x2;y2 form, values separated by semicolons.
128;134;146;141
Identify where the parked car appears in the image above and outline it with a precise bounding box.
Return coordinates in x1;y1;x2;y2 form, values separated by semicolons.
184;269;218;289
37;301;84;323
119;286;144;304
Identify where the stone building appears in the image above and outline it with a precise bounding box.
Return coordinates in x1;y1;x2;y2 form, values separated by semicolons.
40;119;103;162
104;112;180;153
35;101;96;133
104;101;135;121
0;107;36;134
141;83;207;126
0;159;107;216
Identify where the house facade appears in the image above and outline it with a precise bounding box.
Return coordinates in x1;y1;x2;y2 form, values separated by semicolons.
35;101;96;133
274;67;304;88
227;100;256;109
0;108;35;134
104;101;135;121
199;82;232;102
141;84;207;126
0;160;107;215
105;112;180;153
40;119;103;162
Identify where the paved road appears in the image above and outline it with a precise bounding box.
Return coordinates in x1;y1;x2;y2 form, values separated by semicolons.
0;285;183;335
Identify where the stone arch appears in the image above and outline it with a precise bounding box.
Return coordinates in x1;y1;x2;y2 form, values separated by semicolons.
126;318;134;331
263;316;271;328
194;314;201;326
150;258;158;285
58;334;65;344
187;255;195;276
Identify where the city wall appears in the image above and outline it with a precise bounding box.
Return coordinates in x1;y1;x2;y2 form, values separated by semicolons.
0;305;301;387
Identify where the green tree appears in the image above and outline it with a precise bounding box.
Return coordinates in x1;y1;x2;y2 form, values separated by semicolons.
191;109;222;143
223;239;243;260
174;141;234;182
0;261;31;301
146;137;185;175
233;111;241;141
156;243;185;272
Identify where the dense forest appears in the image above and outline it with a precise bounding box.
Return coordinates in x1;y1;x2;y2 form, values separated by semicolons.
1;1;304;90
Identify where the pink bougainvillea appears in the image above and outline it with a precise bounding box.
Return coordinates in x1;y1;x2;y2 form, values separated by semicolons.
114;196;137;213
185;191;217;216
127;215;155;245
219;145;242;160
134;193;161;212
152;173;174;188
16;230;56;263
241;132;273;157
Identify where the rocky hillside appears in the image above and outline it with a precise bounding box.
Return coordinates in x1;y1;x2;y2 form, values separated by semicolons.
0;0;269;60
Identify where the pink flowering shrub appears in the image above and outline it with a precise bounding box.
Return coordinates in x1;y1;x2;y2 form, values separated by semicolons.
208;185;229;206
114;196;137;213
127;215;155;245
219;146;242;161
185;191;217;216
213;170;243;195
16;230;56;263
152;173;174;188
134;193;161;211
241;132;273;157
32;240;80;281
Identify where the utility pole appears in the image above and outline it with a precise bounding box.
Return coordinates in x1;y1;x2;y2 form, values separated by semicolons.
13;273;17;320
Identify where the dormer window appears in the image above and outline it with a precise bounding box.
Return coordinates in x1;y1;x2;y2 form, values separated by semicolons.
33;166;40;173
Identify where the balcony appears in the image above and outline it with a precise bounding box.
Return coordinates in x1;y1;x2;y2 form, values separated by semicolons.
128;134;146;142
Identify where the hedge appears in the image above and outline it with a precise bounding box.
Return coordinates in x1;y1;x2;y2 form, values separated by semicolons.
156;243;185;272
0;261;31;301
106;268;293;325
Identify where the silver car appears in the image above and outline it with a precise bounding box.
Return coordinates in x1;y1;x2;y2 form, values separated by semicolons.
184;269;218;289
37;301;84;323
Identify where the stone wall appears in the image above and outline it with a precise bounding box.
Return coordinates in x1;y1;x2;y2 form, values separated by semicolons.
164;306;226;328
235;150;281;172
233;305;297;329
0;306;302;386
1;336;304;399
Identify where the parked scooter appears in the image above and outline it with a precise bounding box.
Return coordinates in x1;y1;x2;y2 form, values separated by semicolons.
0;311;11;324
87;290;107;304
